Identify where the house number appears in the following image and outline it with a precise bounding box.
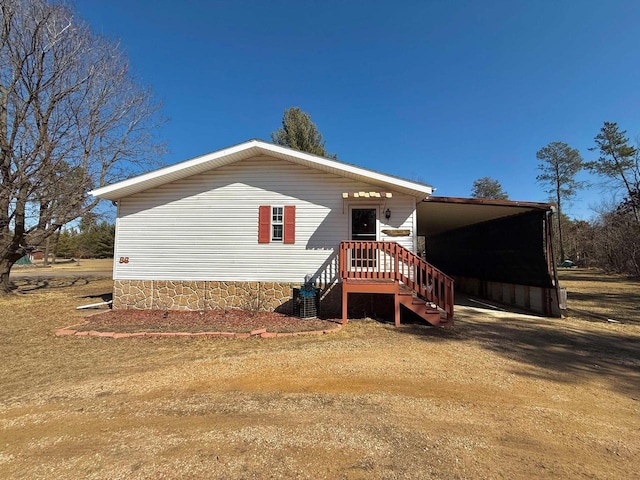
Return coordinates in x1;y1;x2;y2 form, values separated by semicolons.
119;257;130;264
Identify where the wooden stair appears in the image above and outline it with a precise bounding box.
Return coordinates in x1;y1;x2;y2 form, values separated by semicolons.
339;241;455;327
398;286;449;327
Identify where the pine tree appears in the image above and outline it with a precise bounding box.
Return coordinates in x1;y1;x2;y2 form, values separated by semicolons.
536;142;583;261
470;177;509;199
271;107;337;158
587;122;639;224
55;229;79;258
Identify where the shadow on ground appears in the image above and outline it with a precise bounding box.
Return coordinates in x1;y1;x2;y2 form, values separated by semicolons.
394;302;640;398
79;292;113;303
564;291;640;323
12;277;96;292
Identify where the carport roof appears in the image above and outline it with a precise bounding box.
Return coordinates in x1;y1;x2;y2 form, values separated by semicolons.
417;196;554;237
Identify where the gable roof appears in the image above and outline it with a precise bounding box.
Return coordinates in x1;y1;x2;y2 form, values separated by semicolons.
90;139;434;201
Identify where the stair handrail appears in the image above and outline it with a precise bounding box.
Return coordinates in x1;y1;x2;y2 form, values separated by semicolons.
339;241;454;321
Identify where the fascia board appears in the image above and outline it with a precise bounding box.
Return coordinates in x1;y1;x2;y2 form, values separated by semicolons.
91;139;433;201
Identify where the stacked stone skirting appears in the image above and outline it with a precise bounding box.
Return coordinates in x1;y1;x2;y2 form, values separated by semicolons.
113;280;343;317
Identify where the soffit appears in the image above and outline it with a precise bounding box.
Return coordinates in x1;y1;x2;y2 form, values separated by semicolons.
417;196;553;237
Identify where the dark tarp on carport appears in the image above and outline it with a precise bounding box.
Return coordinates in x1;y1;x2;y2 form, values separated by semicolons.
424;210;554;288
416;197;558;309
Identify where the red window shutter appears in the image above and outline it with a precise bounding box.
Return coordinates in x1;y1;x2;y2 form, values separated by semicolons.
284;205;295;244
258;205;270;243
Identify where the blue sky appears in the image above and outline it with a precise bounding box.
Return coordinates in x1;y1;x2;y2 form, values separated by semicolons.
75;0;640;220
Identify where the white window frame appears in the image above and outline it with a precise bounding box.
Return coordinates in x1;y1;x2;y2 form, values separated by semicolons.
271;206;284;242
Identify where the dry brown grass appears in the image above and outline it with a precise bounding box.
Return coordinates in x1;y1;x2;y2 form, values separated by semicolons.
11;258;113;274
558;268;640;324
1;270;639;479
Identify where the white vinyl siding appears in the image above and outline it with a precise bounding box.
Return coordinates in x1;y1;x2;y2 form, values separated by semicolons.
114;155;418;283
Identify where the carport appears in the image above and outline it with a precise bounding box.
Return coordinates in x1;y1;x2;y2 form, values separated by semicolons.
417;196;561;317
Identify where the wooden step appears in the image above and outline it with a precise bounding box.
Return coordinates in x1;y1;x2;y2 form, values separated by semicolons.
398;294;443;327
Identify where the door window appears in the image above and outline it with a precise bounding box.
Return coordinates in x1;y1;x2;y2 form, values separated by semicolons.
351;208;377;241
350;208;377;268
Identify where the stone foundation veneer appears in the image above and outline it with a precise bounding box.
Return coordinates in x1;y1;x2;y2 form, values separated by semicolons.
113;280;343;317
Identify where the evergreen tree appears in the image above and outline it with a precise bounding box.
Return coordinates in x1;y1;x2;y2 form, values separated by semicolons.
92;223;115;258
271;107;337;158
536;142;583;261
55;229;79;258
54;222;115;258
470;177;509;199
586;122;639;224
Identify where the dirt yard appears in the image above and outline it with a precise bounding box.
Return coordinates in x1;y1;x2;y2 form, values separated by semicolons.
0;269;638;479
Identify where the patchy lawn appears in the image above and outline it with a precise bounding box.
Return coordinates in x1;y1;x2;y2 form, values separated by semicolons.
558;268;640;324
0;271;639;479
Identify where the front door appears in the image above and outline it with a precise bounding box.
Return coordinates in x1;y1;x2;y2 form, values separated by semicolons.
350;207;377;268
351;208;377;241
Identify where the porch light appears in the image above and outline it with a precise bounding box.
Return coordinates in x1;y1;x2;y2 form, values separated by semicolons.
385;208;391;220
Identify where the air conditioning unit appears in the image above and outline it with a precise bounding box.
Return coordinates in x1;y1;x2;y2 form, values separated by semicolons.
293;284;320;319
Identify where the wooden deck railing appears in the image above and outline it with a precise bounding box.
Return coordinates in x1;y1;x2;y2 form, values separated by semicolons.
339;241;454;321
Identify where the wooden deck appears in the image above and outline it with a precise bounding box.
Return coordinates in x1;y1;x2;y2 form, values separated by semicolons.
339;242;454;327
341;278;447;327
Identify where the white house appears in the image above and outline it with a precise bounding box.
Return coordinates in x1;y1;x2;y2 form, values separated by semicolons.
91;139;561;324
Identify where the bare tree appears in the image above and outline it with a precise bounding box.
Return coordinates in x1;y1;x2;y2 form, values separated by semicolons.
0;0;164;291
590;201;640;276
563;218;594;267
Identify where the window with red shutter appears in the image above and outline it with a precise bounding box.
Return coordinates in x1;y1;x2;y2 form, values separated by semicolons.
258;205;270;243
259;205;295;244
284;205;295;244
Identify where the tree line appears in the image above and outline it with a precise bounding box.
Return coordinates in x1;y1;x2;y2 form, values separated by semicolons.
54;216;115;259
472;122;640;276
